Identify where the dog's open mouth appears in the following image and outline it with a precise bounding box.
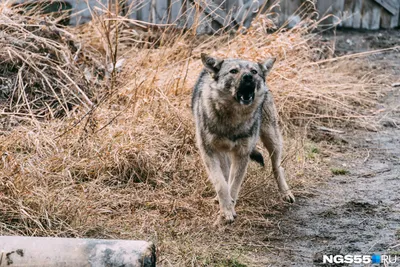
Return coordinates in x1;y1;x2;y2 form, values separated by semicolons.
237;92;254;105
236;82;255;105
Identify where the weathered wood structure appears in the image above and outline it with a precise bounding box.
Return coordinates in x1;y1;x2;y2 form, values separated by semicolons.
12;0;400;30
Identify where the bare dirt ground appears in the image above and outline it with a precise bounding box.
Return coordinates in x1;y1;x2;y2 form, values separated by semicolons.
270;30;400;266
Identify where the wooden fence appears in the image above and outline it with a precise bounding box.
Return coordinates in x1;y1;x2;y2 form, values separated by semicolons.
12;0;400;30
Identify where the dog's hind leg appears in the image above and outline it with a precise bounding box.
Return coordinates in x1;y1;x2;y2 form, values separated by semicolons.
201;151;235;223
260;95;295;203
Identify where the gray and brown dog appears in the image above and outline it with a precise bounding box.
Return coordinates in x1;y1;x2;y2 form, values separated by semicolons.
192;53;295;224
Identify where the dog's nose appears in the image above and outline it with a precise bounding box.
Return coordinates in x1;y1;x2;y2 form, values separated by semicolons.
243;73;253;81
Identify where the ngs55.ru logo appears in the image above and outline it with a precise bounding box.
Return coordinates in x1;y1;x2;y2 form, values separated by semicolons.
323;254;398;264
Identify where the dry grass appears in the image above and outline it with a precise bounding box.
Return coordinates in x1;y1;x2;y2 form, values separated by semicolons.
0;2;385;266
0;4;105;119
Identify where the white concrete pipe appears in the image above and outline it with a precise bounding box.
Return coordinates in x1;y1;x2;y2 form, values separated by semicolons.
0;236;155;267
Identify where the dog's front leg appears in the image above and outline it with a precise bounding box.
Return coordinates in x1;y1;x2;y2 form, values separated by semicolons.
202;152;235;223
228;152;250;214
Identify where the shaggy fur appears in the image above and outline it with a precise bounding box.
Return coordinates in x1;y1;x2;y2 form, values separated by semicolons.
192;53;295;224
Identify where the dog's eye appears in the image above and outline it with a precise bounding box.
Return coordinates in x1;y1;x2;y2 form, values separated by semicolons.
230;69;238;74
251;69;258;74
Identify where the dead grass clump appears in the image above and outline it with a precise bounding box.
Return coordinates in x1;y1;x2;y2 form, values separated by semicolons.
0;4;102;119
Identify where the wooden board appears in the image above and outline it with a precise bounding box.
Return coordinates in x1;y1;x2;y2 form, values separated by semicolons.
169;0;182;23
185;0;195;28
17;0;400;29
362;0;372;29
342;0;355;27
317;0;335;26
155;0;169;23
361;0;383;29
374;0;397;14
389;0;400;28
352;0;363;28
126;0;137;19
381;7;393;28
333;0;345;26
279;0;302;27
370;2;381;29
192;0;229;27
137;0;151;22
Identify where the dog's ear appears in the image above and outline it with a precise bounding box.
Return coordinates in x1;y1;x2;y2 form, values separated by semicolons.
201;53;224;75
258;57;276;77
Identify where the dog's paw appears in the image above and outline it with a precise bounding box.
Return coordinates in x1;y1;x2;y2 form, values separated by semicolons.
214;207;236;225
282;190;295;203
222;209;235;223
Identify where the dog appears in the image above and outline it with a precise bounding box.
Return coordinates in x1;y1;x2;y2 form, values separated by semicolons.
192;53;295;224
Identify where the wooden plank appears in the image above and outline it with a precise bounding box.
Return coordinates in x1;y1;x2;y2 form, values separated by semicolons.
277;0;302;27
317;0;334;26
185;0;195;28
225;0;239;13
352;0;362;28
342;0;354;27
361;0;372;29
389;0;400;28
233;0;253;25
137;0;151;22
224;0;236;27
370;2;381;29
175;0;188;28
192;0;230;27
233;0;264;28
332;0;345;26
260;0;274;13
196;12;214;34
155;0;169;23
381;7;392;28
169;0;182;23
126;0;137;19
69;0;108;25
361;0;382;29
374;0;397;15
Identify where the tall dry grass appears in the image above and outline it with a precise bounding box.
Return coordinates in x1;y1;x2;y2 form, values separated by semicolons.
0;2;384;266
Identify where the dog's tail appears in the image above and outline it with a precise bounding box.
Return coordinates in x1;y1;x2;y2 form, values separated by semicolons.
250;149;264;167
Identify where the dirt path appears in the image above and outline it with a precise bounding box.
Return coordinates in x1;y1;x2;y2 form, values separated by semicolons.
271;32;400;266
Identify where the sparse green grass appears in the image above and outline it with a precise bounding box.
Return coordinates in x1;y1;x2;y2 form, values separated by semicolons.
311;146;319;154
388;250;400;256
331;168;349;175
306;143;320;160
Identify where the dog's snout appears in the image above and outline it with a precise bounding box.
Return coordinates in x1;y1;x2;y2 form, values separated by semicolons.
242;73;253;81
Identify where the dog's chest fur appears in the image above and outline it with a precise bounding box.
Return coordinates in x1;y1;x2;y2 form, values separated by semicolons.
196;81;265;152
